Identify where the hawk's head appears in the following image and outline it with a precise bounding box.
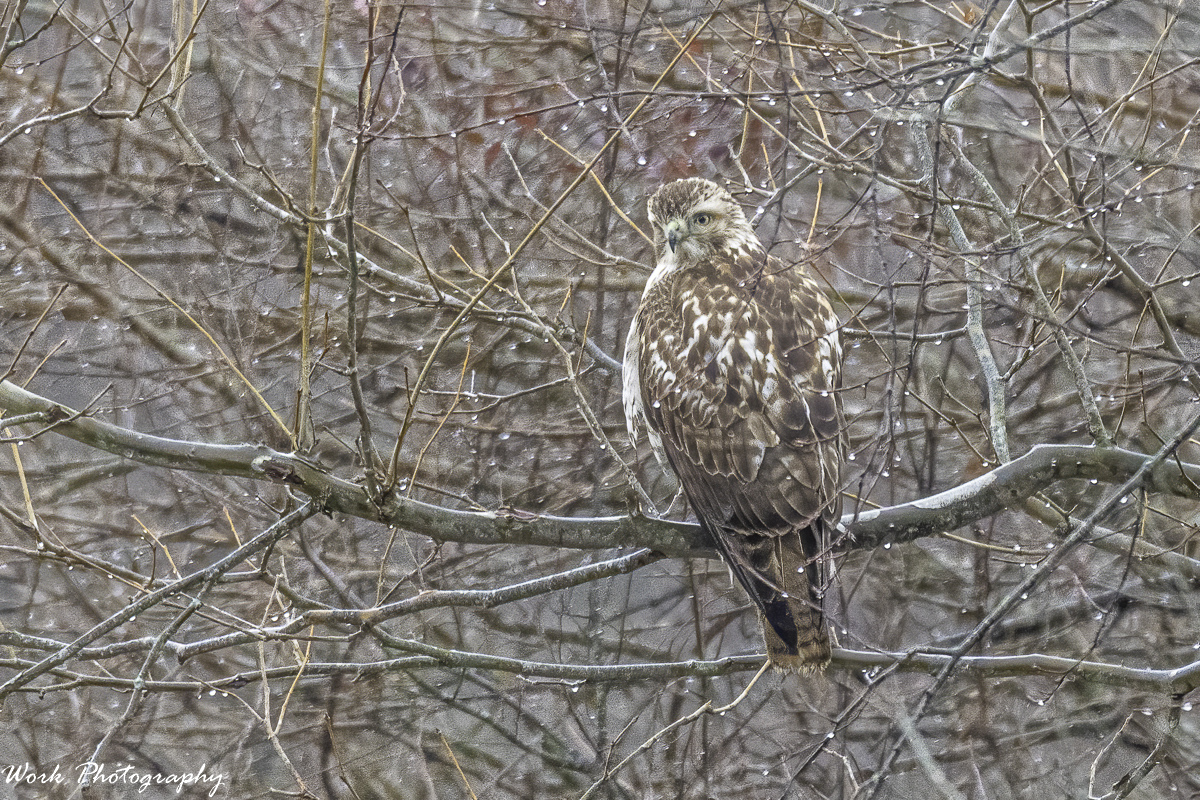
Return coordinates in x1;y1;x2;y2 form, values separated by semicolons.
647;178;760;269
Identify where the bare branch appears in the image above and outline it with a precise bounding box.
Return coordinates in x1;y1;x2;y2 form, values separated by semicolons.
2;379;1197;564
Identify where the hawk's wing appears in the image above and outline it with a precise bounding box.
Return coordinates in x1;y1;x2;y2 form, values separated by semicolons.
632;250;843;670
636;251;842;533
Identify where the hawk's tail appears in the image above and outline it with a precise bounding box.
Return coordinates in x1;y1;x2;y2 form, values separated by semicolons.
721;526;831;673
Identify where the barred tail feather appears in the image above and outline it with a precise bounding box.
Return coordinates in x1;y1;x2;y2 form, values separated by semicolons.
718;526;831;673
759;584;830;674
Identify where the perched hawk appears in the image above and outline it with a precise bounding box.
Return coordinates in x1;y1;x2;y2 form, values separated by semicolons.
623;178;844;673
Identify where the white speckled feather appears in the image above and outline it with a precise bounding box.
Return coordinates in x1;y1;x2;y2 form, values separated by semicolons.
622;178;845;673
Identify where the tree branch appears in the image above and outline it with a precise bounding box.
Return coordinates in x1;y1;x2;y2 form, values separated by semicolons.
2;379;1198;563
1;646;1195;695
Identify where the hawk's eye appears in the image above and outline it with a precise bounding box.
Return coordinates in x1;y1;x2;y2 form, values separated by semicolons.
692;213;712;226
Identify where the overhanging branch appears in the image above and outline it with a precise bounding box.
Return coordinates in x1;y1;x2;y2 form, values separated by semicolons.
2;379;1198;560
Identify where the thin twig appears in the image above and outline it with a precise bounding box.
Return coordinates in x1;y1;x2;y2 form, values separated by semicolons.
577;661;772;800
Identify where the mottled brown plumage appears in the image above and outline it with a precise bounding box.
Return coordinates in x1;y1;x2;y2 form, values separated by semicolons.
623;178;844;672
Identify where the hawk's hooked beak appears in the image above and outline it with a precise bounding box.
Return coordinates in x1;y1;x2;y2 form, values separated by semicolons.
664;219;684;253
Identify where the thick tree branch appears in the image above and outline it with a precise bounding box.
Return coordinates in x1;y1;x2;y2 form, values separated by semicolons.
2;379;1198;562
1;645;1195;695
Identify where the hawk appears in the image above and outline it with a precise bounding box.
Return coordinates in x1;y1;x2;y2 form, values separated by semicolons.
623;178;844;673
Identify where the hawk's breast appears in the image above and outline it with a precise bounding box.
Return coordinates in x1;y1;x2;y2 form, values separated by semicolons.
625;249;842;533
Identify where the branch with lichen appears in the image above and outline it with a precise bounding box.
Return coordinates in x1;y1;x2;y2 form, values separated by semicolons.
3;379;1198;569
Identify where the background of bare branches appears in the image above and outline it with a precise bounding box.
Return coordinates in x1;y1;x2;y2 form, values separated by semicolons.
2;0;1199;797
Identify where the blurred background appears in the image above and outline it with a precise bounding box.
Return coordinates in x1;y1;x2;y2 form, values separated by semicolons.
1;0;1198;797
